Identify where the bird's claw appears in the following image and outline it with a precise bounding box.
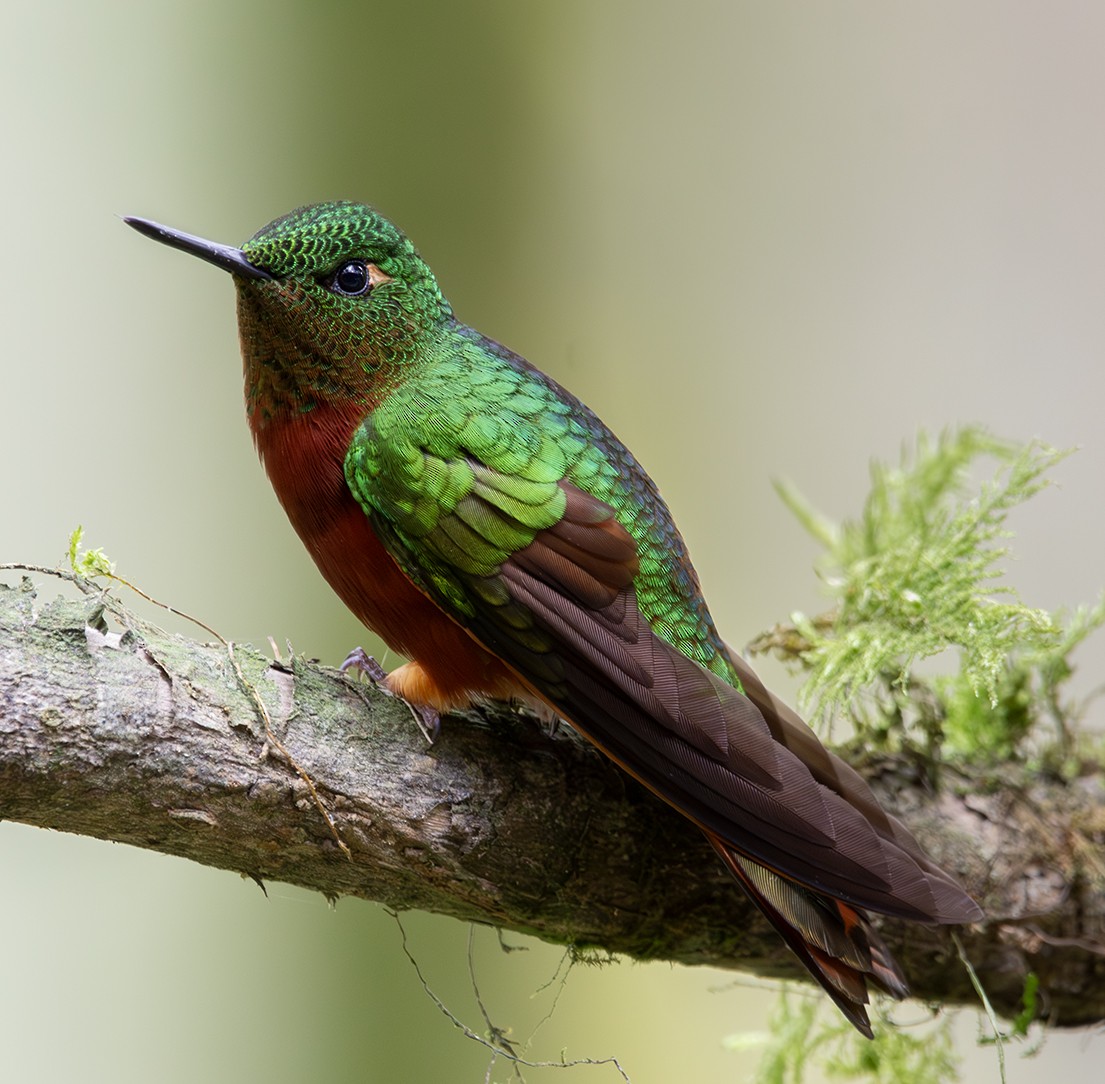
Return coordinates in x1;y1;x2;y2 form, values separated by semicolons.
340;646;389;683
339;647;441;744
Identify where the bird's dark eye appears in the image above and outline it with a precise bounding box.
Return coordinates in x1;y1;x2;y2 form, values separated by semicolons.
328;260;372;296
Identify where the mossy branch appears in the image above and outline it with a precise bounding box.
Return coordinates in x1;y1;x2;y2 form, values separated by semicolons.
1;573;1104;1029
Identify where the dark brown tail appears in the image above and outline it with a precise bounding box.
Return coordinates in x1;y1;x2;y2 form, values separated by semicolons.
708;833;909;1037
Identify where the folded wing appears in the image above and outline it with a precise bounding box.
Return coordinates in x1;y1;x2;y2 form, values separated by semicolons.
350;450;981;1035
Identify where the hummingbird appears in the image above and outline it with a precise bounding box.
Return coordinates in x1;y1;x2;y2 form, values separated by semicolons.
125;202;981;1037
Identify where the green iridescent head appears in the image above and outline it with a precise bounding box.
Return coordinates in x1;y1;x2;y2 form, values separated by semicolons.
126;202;454;423
241;201;443;304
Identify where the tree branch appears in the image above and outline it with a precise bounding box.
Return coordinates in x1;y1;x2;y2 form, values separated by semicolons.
2;577;1102;1027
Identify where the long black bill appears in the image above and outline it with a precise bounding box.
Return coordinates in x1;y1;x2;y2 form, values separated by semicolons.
123;216;273;281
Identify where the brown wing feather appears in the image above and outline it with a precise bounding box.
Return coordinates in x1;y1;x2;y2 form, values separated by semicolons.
505;568;968;918
479;489;979;922
722;649;979;918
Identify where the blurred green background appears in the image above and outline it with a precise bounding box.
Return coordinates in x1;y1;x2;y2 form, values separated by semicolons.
3;2;1104;1081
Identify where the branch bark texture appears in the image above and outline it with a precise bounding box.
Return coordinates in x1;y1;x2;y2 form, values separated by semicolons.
2;578;1102;1026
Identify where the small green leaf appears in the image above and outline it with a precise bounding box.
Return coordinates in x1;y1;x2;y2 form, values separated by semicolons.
68;525;115;579
1010;973;1039;1039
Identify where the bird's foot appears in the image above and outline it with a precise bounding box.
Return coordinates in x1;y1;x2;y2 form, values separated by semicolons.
340;647;442;744
340;646;389;684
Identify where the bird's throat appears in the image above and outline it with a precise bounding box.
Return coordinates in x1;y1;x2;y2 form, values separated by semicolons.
235;279;398;429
